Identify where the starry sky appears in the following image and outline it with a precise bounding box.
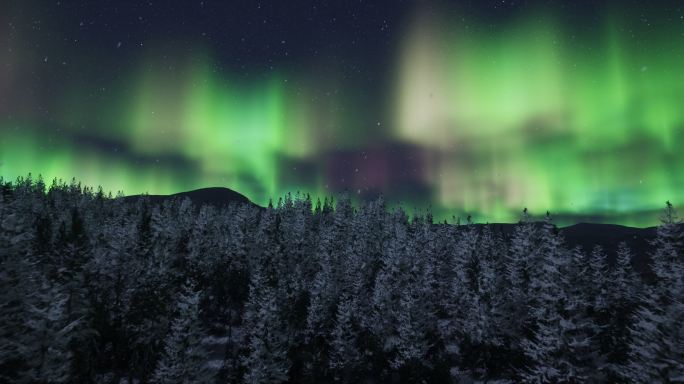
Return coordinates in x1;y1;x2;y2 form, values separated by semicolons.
1;1;683;226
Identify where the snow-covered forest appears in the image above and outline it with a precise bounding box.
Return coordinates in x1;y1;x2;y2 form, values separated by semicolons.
0;175;682;383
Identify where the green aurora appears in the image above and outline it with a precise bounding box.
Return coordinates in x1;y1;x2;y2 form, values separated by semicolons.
393;10;684;225
1;4;683;226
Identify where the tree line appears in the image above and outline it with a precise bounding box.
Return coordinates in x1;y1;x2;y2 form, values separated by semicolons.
0;175;682;383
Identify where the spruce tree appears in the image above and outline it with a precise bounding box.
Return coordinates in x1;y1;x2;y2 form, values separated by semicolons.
242;267;290;384
522;213;596;383
604;242;640;381
502;208;540;376
628;202;684;382
329;294;362;382
151;282;212;384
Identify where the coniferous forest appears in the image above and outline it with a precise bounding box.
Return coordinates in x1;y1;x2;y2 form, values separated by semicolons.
0;176;682;384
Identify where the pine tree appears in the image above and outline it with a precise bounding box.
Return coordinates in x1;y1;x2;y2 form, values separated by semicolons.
522;213;596;383
151;282;213;384
501;208;540;377
586;245;612;381
445;220;483;378
0;258;77;384
304;223;339;380
370;209;411;359
122;201;176;382
24;277;78;384
628;202;684;383
187;204;220;279
242;267;290;384
59;207;97;382
329;294;362;382
0;184;85;383
464;224;508;380
392;282;433;374
0;194;34;382
88;202;139;382
276;195;312;379
0;197;82;383
588;245;611;316
603;242;640;381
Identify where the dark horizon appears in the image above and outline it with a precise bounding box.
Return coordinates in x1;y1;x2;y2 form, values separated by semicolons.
123;184;672;229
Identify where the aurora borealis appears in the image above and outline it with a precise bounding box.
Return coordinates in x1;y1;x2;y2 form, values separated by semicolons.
1;1;683;226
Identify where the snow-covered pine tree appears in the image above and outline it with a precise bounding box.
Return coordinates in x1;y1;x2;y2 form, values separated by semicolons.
392;279;434;378
187;204;220;280
588;245;611;315
502;208;540;376
220;202;254;318
393;219;441;378
354;198;388;338
125;203;176;382
242;266;290;384
24;277;78;384
520;213;563;382
561;246;602;382
603;242;640;381
628;201;684;383
329;294;362;382
277;194;313;346
88;200;140;382
370;208;411;364
445;219;482;378
151;281;213;384
50;206;98;382
0;191;81;383
1;251;75;383
465;224;509;380
585;245;613;381
0;191;36;382
522;213;596;383
304;221;339;380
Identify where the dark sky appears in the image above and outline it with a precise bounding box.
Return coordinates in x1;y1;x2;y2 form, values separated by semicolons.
8;1;671;96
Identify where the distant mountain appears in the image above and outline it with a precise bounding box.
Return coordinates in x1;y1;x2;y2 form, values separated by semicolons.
561;222;657;257
481;222;657;269
122;187;257;208
123;187;669;270
491;222;655;253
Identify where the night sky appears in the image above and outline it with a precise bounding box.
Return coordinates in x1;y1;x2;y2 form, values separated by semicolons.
2;1;684;226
